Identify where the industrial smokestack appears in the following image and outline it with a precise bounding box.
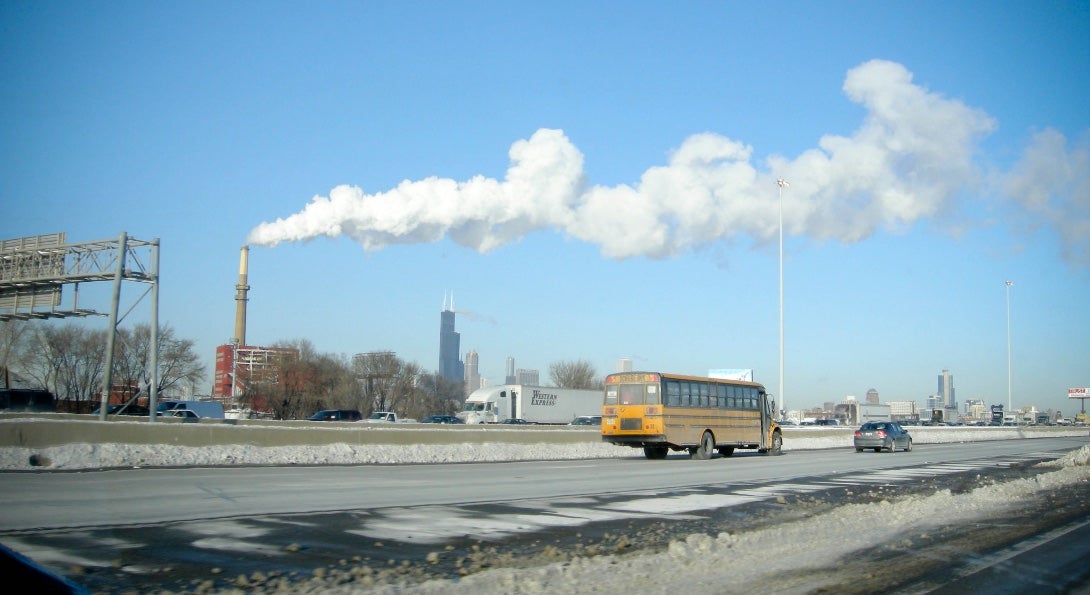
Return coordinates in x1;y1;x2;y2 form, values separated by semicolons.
234;245;250;346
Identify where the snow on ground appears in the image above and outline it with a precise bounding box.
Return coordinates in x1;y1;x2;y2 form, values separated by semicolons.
310;444;1090;595
0;424;1086;471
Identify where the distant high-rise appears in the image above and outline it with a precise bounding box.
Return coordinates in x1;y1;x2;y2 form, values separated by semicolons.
505;356;516;384
516;368;539;385
617;358;633;373
439;297;464;384
865;388;879;404
938;369;955;408
464;349;480;395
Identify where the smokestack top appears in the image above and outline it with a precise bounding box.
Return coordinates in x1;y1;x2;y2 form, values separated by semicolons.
239;245;249;276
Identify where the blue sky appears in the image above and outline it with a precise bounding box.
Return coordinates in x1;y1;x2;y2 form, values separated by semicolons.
2;2;1088;416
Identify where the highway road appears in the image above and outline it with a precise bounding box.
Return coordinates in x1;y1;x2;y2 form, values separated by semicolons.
1;436;1088;593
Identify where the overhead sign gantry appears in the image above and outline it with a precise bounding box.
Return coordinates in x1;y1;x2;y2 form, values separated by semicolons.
0;232;160;420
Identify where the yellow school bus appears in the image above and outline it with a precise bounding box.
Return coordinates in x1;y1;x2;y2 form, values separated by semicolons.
601;371;782;460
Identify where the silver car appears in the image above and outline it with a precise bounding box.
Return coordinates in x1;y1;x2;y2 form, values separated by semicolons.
853;421;912;453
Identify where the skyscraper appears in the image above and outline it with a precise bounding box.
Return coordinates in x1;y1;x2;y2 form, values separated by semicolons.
516;368;539;385
505;356;516;384
938;369;955;408
439;299;463;384
865;388;879;404
464;349;480;395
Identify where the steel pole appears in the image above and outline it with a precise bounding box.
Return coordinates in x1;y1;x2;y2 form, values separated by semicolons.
777;180;787;420
98;232;128;421
1006;280;1013;414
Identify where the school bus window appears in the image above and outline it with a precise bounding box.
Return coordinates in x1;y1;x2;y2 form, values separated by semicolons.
666;381;680;406
605;387;618;404
700;383;710;407
646;384;660;404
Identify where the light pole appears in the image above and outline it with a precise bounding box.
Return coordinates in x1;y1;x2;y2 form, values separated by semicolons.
1005;280;1013;415
777;178;789;420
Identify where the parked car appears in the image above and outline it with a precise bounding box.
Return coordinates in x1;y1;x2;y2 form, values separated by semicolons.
500;418;530;425
420;415;464;424
570;415;603;426
92;404;151;417
308;409;363;422
853;421;912;453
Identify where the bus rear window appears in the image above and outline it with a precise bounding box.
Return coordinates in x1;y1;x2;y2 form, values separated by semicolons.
646;384;659;404
620;384;644;405
605;386;618;404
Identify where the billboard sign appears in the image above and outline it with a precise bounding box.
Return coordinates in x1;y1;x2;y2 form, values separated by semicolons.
1069;388;1088;399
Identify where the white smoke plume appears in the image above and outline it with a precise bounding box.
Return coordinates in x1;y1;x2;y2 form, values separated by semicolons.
1001;128;1090;267
247;59;1088;264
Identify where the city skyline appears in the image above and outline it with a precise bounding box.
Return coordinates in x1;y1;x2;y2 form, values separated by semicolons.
2;4;1086;414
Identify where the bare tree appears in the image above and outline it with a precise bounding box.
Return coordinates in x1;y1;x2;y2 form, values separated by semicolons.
269;355;315;420
263;339;356;419
113;323;207;400
548;359;602;389
408;371;464;419
21;323;108;410
0;320;32;388
353;351;403;413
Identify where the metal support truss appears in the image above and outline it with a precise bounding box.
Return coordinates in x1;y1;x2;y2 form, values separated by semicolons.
0;232;161;420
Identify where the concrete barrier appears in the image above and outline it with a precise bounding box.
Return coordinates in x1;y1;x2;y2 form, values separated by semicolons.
2;414;1085;451
0;414;602;449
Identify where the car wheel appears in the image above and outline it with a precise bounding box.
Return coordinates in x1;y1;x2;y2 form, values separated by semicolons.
855;447;864;453
904;438;912;452
885;440;894;453
691;431;715;460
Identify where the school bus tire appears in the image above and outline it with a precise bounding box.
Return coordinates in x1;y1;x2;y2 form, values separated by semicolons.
766;431;783;456
691;431;715;460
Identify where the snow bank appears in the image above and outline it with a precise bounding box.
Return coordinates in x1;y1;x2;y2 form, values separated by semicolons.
0;424;1085;471
365;445;1090;595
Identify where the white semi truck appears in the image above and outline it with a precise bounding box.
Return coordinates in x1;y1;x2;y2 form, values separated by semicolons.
457;385;602;424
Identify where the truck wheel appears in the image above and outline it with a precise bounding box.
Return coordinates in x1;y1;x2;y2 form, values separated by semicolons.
643;446;668;460
691;431;715;460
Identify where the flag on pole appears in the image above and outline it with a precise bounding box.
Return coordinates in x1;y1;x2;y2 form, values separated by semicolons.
777;179;790;188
